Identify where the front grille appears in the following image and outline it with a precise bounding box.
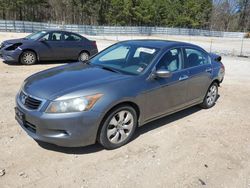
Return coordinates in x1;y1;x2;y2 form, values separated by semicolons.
0;43;5;49
19;91;42;110
25;96;42;110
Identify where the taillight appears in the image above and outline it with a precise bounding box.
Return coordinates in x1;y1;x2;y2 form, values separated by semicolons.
220;63;225;75
92;41;97;48
221;63;225;72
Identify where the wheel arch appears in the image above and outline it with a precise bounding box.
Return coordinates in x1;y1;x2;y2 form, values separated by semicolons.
79;50;90;56
203;79;220;98
211;79;220;87
19;49;39;61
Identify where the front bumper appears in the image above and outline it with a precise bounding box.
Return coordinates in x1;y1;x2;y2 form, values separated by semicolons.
15;96;104;147
0;48;21;62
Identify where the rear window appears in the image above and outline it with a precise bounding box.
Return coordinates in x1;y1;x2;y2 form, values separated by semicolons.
64;33;82;41
184;48;210;68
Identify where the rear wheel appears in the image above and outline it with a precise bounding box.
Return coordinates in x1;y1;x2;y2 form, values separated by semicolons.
98;105;137;149
20;51;37;65
200;82;218;109
78;51;89;62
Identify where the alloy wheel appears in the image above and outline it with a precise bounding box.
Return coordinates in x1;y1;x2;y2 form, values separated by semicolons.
107;110;134;144
79;52;89;62
22;52;36;64
206;85;217;106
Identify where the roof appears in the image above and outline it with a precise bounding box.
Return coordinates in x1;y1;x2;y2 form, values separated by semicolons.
39;30;83;37
121;39;200;50
41;29;66;32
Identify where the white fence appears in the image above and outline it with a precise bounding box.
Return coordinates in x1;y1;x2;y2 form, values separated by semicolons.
0;20;246;38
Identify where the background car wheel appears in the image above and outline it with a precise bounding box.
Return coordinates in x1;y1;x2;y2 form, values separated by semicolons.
200;82;218;109
20;51;37;65
78;51;89;62
98;105;138;149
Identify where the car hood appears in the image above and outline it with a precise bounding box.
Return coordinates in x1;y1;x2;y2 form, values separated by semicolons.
3;38;28;45
23;63;131;100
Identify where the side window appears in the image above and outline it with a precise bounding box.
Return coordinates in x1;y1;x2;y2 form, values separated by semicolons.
184;48;210;68
49;32;62;41
99;46;130;61
64;33;82;41
41;33;49;41
156;48;182;72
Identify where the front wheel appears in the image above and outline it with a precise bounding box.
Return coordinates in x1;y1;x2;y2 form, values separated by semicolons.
98;105;137;149
200;82;218;109
20;51;37;65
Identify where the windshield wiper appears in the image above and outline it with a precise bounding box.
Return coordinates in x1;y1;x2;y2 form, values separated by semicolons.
101;66;121;74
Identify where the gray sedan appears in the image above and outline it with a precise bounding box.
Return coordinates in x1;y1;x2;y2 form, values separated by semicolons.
15;40;225;149
0;30;98;65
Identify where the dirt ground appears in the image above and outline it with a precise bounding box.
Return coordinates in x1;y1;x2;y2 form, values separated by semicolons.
0;33;250;188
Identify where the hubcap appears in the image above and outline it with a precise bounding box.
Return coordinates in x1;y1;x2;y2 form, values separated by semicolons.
206;85;217;106
107;110;134;144
23;52;35;64
79;53;89;61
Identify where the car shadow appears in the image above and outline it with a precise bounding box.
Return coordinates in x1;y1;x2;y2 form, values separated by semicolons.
133;105;202;140
37;105;203;154
37;140;104;154
2;60;76;66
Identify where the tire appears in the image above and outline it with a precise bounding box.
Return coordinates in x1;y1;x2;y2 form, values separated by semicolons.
20;51;37;65
78;51;89;62
200;82;218;109
98;105;138;149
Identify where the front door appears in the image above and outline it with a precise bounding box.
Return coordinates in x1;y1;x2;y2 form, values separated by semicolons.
38;31;65;60
144;48;189;121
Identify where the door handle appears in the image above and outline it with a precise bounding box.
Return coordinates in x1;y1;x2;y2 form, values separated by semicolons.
179;75;189;81
206;68;212;73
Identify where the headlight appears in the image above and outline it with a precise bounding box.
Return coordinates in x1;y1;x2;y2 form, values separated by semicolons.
45;93;103;113
5;43;22;51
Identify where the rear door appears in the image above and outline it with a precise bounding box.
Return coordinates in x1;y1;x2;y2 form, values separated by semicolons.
62;32;84;60
183;47;212;104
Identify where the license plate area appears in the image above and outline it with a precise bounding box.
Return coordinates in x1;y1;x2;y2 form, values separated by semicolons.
15;107;25;123
15;107;36;133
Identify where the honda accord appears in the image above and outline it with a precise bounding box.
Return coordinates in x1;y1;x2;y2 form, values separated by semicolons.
15;40;225;149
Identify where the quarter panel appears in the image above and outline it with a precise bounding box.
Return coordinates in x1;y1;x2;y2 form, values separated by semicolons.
186;64;212;102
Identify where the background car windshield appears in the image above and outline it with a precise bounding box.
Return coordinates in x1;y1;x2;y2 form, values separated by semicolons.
25;31;47;40
90;44;159;75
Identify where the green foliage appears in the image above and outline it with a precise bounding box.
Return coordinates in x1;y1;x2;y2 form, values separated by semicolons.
0;0;248;31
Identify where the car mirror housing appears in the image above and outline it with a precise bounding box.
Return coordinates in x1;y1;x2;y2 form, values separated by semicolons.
155;69;172;78
39;38;47;42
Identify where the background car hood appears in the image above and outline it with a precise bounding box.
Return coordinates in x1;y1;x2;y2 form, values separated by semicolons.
23;63;131;100
3;38;27;44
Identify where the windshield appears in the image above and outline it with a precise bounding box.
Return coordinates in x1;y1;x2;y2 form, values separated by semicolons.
25;31;47;40
90;43;159;75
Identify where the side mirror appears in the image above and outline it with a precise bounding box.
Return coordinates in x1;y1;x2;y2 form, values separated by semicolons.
39;38;47;42
155;69;172;78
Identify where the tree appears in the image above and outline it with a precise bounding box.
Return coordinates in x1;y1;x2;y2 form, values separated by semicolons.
0;0;248;31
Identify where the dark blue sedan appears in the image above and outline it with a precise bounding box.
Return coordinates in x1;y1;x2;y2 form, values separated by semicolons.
15;40;225;149
0;30;98;65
